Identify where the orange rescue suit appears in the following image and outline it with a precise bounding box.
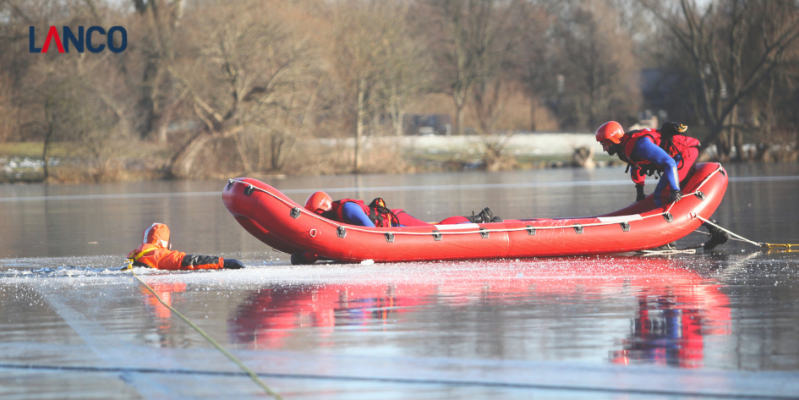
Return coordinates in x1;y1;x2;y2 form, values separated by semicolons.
127;223;223;270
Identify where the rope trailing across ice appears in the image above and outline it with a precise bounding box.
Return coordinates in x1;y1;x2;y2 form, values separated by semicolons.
124;261;284;400
696;216;798;250
228;164;724;237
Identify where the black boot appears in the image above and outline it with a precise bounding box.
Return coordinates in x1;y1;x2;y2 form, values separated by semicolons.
468;207;503;223
478;207;503;223
477;207;494;223
703;220;730;251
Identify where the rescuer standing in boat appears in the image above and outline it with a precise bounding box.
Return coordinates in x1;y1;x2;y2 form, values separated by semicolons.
128;223;245;270
596;121;728;250
596;121;699;206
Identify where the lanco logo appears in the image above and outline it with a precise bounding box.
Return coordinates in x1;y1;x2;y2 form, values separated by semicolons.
29;26;127;54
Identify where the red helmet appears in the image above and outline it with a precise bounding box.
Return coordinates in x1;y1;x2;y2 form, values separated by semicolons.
304;191;332;214
595;121;625;144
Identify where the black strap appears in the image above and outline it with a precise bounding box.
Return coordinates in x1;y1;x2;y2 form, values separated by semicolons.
181;254;220;267
368;198;400;227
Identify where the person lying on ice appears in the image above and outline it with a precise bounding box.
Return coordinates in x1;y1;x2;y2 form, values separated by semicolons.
127;223;245;270
595;121;728;250
596;121;699;207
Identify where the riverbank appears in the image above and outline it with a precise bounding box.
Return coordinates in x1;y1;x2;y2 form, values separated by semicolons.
1;132;788;184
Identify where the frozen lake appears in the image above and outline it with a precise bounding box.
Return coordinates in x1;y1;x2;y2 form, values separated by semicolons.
1;163;798;399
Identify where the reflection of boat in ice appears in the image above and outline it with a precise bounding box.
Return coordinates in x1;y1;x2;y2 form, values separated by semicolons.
224;257;730;368
223;163;728;262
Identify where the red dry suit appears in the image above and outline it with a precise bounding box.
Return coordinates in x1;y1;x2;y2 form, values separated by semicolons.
619;128;701;186
127;223;224;270
330;198;401;227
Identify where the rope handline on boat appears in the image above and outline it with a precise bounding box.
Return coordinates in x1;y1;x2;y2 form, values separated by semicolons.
226;164;724;238
123;261;284;400
695;217;798;250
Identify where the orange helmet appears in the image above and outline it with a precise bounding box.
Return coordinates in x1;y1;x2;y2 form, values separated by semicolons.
304;191;332;214
595;121;625;144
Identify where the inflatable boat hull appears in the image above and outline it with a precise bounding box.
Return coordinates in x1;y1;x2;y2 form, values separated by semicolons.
222;163;727;262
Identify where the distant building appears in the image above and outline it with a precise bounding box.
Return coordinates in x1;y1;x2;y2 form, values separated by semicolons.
403;114;452;136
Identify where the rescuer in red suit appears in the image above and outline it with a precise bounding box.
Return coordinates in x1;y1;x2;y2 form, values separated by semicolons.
596;121;728;250
291;192;504;264
596;121;700;206
291;192;429;264
127;223;245;270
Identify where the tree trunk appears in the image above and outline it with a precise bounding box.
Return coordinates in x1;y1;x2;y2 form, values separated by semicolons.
233;132;251;173
715;127;731;162
529;97;537;132
42;114;55;181
169;130;211;178
454;102;464;136
137;57;160;139
731;104;745;161
389;84;403;136
393;110;403;137
355;77;366;172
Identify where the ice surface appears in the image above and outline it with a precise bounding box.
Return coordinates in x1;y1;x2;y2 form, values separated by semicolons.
2;164;799;398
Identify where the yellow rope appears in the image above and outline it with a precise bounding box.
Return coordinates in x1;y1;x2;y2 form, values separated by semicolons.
761;243;799;249
124;261;283;400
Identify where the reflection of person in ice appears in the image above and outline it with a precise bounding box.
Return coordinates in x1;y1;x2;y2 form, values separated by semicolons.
139;281;186;347
611;287;730;368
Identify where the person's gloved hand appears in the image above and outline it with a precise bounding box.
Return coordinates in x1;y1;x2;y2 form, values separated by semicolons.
635;184;646;202
669;189;683;203
223;259;245;269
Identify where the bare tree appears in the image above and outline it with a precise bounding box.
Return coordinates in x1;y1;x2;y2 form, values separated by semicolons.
554;0;640;130
131;0;185;142
641;0;799;160
331;0;389;171
515;1;558;131
425;0;518;136
167;0;307;177
373;1;433;137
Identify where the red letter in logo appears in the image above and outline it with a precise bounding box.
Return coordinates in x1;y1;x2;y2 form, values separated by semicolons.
41;26;65;53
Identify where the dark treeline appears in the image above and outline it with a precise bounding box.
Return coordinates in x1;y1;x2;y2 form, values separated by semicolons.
1;0;797;181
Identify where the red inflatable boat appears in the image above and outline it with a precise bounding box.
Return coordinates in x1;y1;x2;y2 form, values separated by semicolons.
222;163;727;262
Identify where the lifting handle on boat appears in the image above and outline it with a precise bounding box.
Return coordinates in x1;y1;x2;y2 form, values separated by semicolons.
620;222;630;232
432;230;442;241
526;225;536;236
337;226;347;238
695;191;705;201
226;179;234;190
385;232;394;243
480;228;489;239
244;185;255;196
290;207;301;219
574;224;583;234
663;213;673;223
